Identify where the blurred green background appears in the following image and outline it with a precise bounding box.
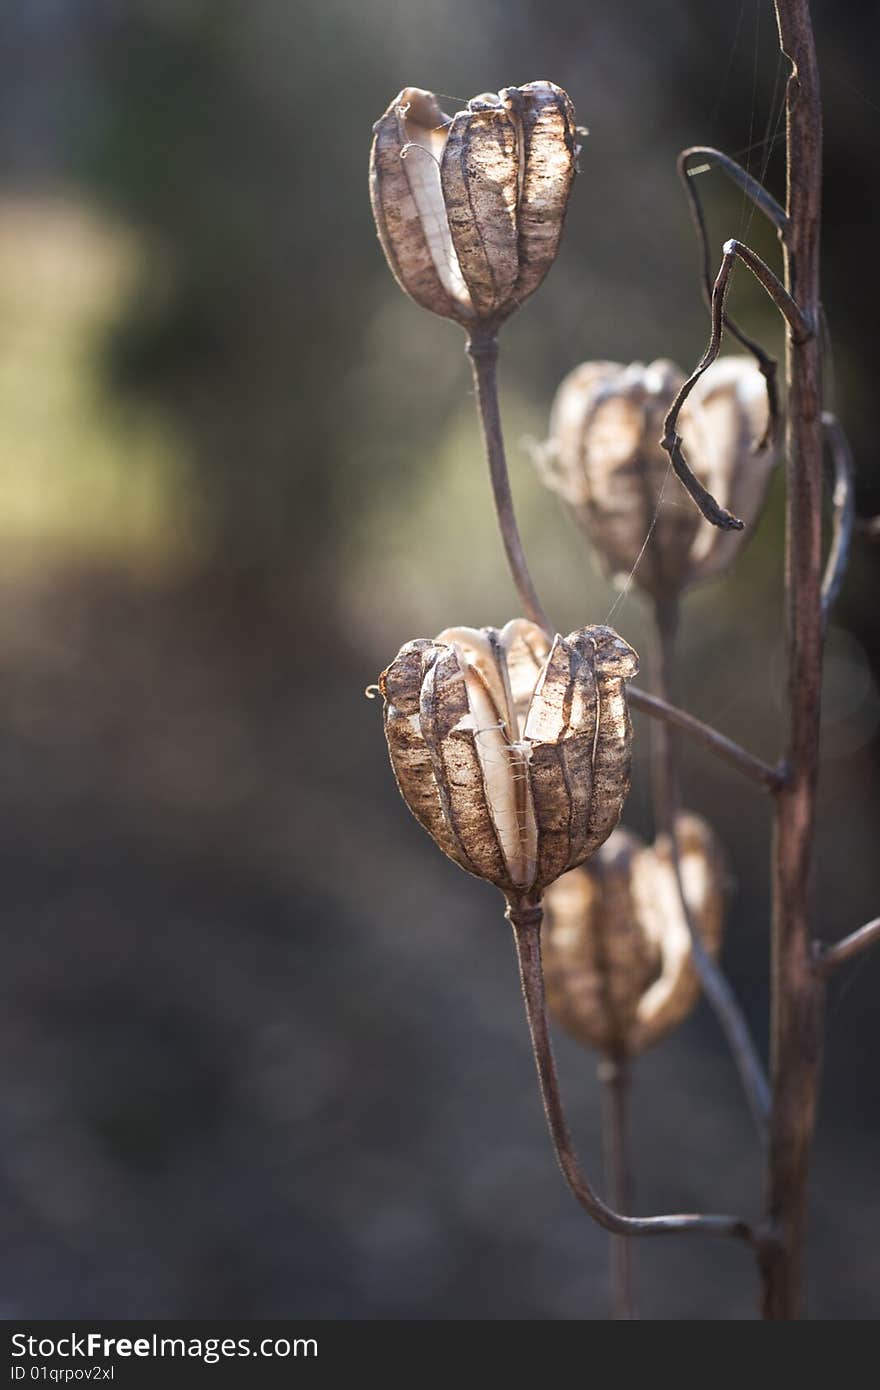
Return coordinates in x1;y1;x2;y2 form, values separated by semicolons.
0;0;878;1318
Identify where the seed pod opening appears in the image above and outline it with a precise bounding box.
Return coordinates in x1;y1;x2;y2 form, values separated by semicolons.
542;813;726;1057
370;82;578;328
536;356;777;599
378;619;639;901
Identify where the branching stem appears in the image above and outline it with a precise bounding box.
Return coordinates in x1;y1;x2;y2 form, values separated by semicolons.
813;918;880;979
628;686;784;793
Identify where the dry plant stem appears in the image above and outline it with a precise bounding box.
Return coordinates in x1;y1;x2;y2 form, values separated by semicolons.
507;901;758;1246
762;0;827;1321
678;147;784;443
628;686;783;793
813;918;880;980
662;236;812;532
651;597;771;1142
723;240;812;341
661;247;744;530
820;411;855;624
679;146;788;235
598;1057;635;1318
466;331;552;633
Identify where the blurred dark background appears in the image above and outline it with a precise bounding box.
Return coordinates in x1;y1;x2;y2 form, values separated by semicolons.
0;0;877;1320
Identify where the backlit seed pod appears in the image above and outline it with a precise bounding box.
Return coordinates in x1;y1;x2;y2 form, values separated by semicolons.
542;813;725;1057
535;356;777;599
369;83;578;329
378;619;639;903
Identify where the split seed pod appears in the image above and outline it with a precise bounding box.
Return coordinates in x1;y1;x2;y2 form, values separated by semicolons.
536;356;776;599
378;620;639;904
542;814;725;1057
370;83;578;329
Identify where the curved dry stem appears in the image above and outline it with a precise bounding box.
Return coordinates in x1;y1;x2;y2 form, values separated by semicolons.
663;236;813;533
661;247;744;530
507;903;759;1247
723;239;812;342
679;146;788;235
466;332;552;633
651;597;771;1143
678;146;784;447
820;411;855;625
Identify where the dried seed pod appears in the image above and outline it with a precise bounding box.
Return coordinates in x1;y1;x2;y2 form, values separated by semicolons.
536;356;776;599
378;619;639;903
542;813;725;1057
369;83;578;329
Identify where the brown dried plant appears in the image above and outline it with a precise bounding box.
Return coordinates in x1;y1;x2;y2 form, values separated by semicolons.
536;356;777;599
379;621;637;913
366;4;880;1322
543;814;725;1059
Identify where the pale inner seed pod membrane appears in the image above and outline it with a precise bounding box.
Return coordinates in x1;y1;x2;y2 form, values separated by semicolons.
396;90;474;313
435;622;547;889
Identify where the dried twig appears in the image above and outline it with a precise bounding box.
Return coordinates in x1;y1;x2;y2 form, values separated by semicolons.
661;235;812;535
507;904;761;1247
813;918;880;979
628;687;784;793
660;246;743;530
678;147;785;446
723;239;812;341
679;146;788;237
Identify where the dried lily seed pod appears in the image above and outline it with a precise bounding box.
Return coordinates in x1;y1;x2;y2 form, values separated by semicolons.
378;619;639;903
369;83;578;330
536;356;776;599
542;813;725;1057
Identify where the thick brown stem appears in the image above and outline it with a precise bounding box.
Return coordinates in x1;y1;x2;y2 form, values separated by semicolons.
763;0;826;1321
466;333;552;633
598;1057;635;1318
651;598;770;1141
